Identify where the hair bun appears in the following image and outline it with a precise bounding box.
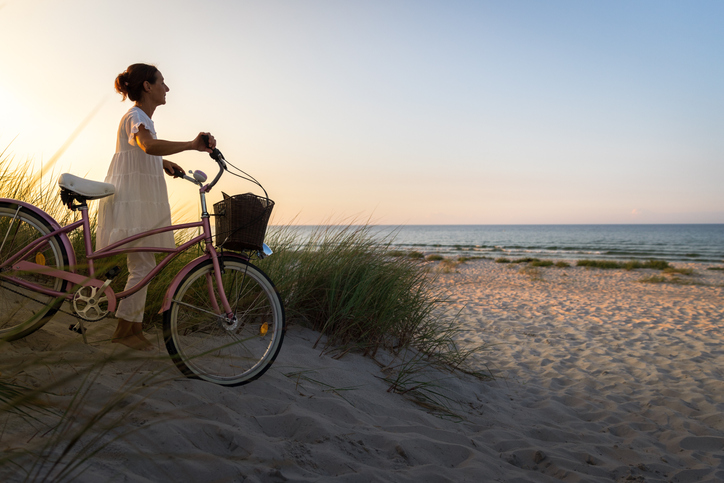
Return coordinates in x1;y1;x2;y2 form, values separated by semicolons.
115;63;158;102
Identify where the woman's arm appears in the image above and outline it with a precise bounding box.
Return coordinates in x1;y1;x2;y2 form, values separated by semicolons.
135;125;216;156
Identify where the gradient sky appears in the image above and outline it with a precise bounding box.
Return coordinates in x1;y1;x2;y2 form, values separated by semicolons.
1;0;722;225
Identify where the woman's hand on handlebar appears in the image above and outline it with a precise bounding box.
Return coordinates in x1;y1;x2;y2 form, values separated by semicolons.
163;159;185;178
191;132;216;153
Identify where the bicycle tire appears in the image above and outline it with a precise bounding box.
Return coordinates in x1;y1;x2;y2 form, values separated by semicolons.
0;202;70;340
163;256;285;386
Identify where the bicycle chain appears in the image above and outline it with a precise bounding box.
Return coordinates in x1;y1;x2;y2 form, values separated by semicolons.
0;280;109;322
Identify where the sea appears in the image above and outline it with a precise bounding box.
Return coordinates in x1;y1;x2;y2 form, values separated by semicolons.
283;225;724;264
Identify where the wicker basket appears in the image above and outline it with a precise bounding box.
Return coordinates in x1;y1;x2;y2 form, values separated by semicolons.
213;193;274;251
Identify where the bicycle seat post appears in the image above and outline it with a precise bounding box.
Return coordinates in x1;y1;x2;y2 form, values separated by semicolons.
78;206;97;277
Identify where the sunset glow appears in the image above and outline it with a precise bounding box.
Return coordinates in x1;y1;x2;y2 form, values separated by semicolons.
1;1;722;225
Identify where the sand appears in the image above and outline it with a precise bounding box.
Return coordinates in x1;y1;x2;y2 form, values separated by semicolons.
1;259;723;482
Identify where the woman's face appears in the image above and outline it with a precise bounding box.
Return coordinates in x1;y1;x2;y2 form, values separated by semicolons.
145;71;169;107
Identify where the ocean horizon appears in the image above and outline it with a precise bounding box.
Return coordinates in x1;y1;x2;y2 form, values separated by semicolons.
275;224;724;264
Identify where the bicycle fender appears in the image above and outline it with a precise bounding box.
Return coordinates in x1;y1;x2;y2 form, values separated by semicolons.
0;198;78;271
159;252;250;313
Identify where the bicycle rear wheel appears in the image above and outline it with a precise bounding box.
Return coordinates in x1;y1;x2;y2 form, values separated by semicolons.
163;256;285;386
0;202;70;340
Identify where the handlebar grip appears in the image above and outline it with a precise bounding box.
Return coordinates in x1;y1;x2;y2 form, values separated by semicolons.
201;134;224;162
172;167;185;178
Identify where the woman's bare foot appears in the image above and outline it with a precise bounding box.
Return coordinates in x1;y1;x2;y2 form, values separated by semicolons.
130;322;155;350
112;334;154;351
112;319;154;351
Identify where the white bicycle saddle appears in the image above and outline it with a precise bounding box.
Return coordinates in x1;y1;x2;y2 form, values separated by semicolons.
58;173;115;200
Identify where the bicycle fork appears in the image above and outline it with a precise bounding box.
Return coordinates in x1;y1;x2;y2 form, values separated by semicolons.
204;223;238;329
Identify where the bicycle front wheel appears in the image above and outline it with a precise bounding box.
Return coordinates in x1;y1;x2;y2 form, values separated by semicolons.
0;202;70;340
163;256;285;386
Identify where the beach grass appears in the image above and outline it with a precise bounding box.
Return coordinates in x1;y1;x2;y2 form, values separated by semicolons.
496;257;562;267
0;344;176;482
530;260;554;267
494;257;702;275
664;266;695;276
519;265;544;281
493;257;704;274
577;259;672;270
638;275;702;285
0;157;78;227
251;223;488;414
437;259;460;274
576;260;625;269
388;250;406;257
257;224;471;358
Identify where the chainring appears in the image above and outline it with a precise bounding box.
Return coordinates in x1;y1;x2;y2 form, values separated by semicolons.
72;285;109;321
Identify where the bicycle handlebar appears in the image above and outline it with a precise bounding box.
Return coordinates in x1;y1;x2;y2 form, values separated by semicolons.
177;134;227;192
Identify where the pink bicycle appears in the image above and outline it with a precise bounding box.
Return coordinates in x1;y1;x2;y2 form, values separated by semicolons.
0;147;285;386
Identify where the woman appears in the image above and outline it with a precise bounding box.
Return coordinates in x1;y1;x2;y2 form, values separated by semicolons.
97;63;216;351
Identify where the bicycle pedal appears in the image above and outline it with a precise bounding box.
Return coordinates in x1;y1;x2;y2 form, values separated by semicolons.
69;323;86;335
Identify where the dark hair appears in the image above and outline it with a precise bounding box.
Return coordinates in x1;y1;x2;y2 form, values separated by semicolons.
115;63;159;102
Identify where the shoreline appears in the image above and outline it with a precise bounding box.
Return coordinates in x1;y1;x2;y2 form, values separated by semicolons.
1;258;723;481
416;252;724;267
275;224;724;265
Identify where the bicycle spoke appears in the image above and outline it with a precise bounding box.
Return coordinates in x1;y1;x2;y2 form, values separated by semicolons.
171;298;224;318
0;206;21;261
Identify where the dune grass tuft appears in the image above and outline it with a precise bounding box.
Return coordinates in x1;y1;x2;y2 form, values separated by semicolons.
0;344;177;482
254;223;488;414
576;260;622;269
257;224;467;358
519;265;544;281
638;275;701;285
577;259;673;271
437;259;460;274
496;257;567;267
529;259;553;267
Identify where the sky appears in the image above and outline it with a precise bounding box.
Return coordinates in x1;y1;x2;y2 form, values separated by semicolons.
0;0;722;225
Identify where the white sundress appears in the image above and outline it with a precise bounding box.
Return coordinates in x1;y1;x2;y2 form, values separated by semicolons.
96;107;175;250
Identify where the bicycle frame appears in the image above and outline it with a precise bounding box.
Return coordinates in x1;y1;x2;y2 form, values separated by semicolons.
0;169;239;320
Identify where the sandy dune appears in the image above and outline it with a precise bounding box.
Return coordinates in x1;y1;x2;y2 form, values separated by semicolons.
2;259;723;482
